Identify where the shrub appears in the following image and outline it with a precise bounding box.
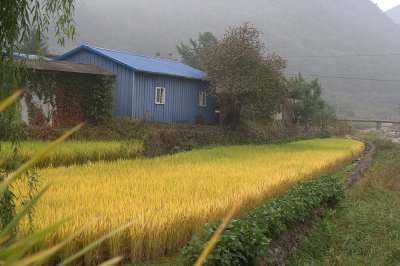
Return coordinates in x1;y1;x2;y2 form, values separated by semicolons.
373;137;395;151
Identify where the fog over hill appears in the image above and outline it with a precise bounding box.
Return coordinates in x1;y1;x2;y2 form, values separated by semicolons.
386;5;400;24
49;0;400;117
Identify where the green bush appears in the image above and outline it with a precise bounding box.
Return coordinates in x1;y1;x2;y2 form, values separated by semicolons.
182;173;344;265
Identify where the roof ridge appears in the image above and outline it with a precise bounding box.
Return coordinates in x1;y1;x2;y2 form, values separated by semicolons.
57;44;205;79
84;45;183;64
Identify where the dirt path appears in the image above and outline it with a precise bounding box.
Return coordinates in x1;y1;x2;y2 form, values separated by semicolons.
261;138;376;266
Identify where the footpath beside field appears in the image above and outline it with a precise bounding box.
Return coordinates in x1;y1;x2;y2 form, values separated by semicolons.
289;139;400;265
263;138;376;265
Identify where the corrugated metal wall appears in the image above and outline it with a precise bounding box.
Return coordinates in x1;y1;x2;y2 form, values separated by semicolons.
133;72;215;124
62;50;133;117
62;49;215;124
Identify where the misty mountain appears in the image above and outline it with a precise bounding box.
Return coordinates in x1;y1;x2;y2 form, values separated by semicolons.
386;5;400;24
48;0;400;117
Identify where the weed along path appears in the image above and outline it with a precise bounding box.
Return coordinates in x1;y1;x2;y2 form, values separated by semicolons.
16;139;364;264
261;139;376;266
289;140;400;265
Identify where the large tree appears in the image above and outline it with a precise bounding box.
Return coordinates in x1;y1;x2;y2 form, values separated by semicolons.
0;0;76;229
0;0;75;139
202;22;286;128
289;74;336;127
23;29;49;55
177;32;218;70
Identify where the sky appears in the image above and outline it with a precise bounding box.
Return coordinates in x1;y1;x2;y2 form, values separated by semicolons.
370;0;400;11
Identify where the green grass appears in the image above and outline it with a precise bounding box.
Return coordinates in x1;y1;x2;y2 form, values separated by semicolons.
352;122;376;131
132;253;183;266
288;144;400;266
351;129;376;142
0;140;143;168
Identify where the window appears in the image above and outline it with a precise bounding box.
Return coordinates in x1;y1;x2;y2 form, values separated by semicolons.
199;91;207;107
155;87;166;104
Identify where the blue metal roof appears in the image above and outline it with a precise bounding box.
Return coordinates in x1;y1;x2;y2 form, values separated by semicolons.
2;52;52;60
13;53;51;60
56;45;205;80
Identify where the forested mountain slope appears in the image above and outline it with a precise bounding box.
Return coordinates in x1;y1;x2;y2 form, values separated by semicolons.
386;5;400;24
49;0;400;116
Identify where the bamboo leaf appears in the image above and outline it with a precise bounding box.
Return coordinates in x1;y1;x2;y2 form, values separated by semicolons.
57;220;136;266
0;89;24;112
194;203;241;266
0;124;83;194
2;218;66;262
0;236;9;246
0;185;50;239
32;219;100;266
0;158;7;168
97;256;123;266
7;243;63;266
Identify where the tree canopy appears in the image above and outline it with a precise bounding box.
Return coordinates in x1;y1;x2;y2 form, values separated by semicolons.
22;29;49;55
176;32;218;70
202;22;286;128
0;0;76;139
289;75;336;127
0;0;76;230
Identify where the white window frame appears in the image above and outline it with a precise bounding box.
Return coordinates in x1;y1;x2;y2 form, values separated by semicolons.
199;91;207;107
155;87;166;105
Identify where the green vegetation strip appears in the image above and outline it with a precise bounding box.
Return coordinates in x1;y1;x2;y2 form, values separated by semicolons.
182;165;354;265
0;140;143;168
289;144;400;265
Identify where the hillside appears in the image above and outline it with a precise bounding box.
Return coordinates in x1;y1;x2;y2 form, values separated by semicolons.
48;0;400;117
386;5;400;24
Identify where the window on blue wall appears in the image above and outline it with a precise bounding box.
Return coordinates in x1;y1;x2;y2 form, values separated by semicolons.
155;87;166;105
199;91;207;107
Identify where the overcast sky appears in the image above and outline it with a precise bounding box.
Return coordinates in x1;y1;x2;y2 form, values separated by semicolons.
370;0;400;10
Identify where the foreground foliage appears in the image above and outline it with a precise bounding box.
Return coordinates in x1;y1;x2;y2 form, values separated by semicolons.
16;139;363;263
0;94;132;266
1;0;77;240
1;140;143;168
289;142;400;265
0;0;76;139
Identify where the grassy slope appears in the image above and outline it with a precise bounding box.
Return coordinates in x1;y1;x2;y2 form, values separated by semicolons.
289;142;400;265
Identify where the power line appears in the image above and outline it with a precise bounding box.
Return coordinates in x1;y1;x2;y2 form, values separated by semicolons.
286;73;400;83
284;53;400;58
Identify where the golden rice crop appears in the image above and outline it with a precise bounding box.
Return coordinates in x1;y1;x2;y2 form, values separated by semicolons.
16;138;364;264
1;140;143;168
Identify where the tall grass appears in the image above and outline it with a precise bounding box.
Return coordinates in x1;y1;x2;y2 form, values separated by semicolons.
16;139;364;263
289;146;400;265
0;140;143;168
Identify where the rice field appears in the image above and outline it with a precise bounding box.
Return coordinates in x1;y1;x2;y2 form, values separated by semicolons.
16;138;364;264
0;140;143;168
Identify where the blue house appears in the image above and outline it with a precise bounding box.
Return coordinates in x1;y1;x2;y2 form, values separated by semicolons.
56;45;215;124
